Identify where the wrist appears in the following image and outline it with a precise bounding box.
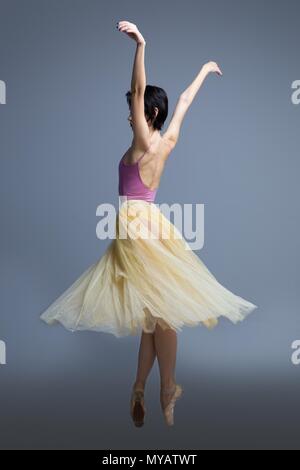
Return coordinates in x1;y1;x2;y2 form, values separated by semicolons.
201;64;210;75
137;40;146;46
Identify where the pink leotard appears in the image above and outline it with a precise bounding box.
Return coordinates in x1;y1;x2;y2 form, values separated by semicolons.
118;145;158;203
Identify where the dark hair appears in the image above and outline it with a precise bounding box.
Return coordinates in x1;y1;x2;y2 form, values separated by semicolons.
125;84;168;131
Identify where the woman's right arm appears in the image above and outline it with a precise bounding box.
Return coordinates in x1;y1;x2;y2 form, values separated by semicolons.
181;61;222;104
163;62;222;148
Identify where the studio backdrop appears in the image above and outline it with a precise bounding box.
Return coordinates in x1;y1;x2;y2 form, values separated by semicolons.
0;0;299;450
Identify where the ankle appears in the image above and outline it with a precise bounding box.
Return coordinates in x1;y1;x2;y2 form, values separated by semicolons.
160;379;176;392
133;380;145;391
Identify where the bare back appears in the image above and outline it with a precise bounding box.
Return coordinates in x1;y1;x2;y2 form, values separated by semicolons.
122;135;173;191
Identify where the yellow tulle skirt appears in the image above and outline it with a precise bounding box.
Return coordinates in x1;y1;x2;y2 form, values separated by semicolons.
40;199;258;337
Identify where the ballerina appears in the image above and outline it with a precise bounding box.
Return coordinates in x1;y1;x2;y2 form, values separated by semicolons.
40;20;258;427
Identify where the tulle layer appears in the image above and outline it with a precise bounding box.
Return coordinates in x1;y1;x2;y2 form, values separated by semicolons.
40;199;258;337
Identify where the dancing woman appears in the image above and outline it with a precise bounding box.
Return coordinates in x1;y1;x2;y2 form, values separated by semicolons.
40;20;257;427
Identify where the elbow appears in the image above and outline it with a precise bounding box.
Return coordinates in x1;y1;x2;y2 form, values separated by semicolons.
131;86;146;95
179;93;190;103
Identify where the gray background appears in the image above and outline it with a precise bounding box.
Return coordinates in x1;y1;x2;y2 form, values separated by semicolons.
0;0;299;450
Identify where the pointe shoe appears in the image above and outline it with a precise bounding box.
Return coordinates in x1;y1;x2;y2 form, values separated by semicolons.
161;384;183;426
130;389;146;427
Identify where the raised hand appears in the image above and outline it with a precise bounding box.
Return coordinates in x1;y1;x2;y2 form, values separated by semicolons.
116;20;146;45
203;61;223;76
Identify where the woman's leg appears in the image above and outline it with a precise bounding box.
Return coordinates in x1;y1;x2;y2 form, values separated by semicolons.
133;331;156;391
153;323;178;409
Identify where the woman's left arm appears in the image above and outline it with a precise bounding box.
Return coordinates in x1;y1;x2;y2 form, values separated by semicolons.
130;42;146;92
117;20;150;150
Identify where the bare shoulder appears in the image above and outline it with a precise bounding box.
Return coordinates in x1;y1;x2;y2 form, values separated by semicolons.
143;134;175;168
156;133;176;163
125;134;175;166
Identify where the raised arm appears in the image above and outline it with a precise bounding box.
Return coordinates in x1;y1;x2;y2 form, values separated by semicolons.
117;20;150;151
163;61;223;148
